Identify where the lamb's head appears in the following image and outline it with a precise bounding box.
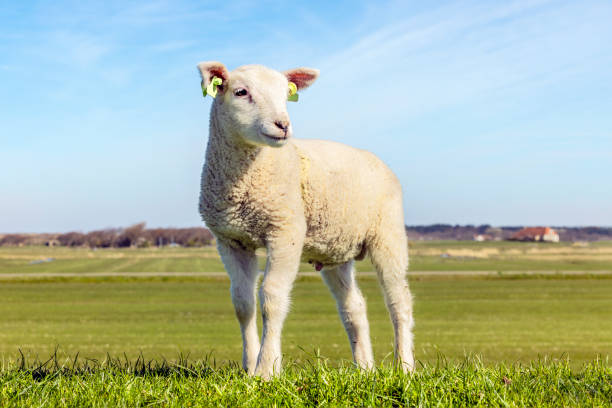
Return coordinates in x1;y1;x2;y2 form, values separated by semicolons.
197;62;318;147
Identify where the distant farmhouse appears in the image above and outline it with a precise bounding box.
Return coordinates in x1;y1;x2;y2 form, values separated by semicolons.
509;227;560;242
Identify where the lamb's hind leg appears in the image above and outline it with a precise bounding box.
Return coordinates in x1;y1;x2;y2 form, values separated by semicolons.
217;241;260;374
369;224;415;372
321;261;374;369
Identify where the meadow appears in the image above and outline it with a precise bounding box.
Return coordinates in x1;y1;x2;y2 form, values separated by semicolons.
1;241;611;406
2;239;612;274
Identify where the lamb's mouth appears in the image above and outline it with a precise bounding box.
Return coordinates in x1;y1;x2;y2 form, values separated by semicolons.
261;132;288;142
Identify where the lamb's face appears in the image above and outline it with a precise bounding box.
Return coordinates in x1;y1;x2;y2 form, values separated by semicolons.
197;62;319;148
221;66;292;148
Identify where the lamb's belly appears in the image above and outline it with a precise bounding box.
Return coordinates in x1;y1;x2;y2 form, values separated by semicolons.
302;231;365;266
300;196;370;265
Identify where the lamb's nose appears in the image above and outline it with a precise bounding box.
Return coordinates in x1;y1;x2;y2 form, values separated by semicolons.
274;120;289;133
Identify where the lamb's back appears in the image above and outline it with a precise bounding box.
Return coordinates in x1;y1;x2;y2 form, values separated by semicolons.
292;139;401;264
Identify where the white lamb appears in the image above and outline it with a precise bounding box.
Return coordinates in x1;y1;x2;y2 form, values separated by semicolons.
197;61;414;379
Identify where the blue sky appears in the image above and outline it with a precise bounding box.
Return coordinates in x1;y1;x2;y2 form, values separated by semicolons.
1;0;611;233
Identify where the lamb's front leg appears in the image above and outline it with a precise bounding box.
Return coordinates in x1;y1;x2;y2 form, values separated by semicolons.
217;241;260;374
255;232;303;379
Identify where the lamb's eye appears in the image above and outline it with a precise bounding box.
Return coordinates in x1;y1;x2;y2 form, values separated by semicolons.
234;88;248;97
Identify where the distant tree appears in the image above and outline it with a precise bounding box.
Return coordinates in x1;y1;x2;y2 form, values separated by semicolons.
85;229;118;248
145;228;173;247
180;227;214;247
140;227;214;247
116;223;146;247
477;224;491;234
0;234;28;247
57;232;87;247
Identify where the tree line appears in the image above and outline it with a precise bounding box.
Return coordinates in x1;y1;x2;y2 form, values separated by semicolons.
0;223;214;248
404;224;612;241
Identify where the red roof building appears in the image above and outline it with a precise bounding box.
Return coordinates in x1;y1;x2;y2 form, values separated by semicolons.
509;227;560;242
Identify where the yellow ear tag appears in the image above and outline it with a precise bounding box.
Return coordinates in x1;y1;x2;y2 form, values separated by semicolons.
288;82;299;102
202;76;222;98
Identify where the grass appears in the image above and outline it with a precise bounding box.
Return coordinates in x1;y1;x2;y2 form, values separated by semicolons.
1;355;610;407
2;240;612;274
0;246;226;274
1;277;611;366
0;242;611;406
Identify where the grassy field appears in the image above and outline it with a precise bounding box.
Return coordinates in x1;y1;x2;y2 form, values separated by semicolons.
1;277;611;367
2;240;612;274
0;242;610;406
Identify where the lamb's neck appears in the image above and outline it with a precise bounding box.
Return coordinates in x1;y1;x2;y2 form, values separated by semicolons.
203;112;267;190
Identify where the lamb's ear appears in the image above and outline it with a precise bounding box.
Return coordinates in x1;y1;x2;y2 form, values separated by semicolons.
283;67;319;90
197;61;229;94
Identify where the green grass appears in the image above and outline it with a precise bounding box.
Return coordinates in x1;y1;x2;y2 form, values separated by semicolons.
407;240;612;272
0;246;227;274
1;277;610;367
0;243;611;406
2;240;612;274
1;356;610;407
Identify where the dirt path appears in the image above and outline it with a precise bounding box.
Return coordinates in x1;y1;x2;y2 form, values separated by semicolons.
1;270;611;280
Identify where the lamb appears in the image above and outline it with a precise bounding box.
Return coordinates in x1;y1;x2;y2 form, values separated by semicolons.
197;61;414;379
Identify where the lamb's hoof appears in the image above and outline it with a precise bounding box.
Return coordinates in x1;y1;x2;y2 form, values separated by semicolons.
254;363;281;381
355;359;375;371
401;360;415;374
254;369;275;381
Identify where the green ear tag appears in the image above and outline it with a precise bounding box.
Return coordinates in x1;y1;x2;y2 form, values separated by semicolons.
202;76;223;98
288;81;299;102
